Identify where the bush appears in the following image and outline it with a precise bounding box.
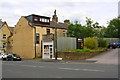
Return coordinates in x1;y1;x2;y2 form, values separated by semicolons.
98;38;108;48
84;37;98;49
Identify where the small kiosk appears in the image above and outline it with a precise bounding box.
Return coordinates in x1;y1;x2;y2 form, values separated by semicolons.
42;39;54;59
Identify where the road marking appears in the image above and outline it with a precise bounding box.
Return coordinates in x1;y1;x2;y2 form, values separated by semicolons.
55;77;63;78
59;68;104;72
20;65;45;68
38;66;44;68
21;65;37;68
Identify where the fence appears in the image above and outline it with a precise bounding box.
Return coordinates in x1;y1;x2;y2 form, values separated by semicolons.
57;37;76;51
103;38;120;43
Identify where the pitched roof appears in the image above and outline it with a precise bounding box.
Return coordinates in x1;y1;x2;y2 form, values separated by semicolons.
50;21;67;29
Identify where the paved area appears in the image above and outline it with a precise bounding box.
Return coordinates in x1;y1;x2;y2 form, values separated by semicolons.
87;48;119;65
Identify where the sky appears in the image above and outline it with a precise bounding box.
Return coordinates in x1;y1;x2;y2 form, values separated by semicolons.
0;0;119;27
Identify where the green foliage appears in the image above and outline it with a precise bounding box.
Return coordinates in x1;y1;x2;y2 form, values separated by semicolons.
67;17;102;38
97;38;108;48
104;17;120;38
84;37;98;49
67;17;120;38
75;49;90;52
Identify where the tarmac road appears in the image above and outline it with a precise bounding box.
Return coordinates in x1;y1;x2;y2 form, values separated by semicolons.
87;48;119;65
1;48;119;78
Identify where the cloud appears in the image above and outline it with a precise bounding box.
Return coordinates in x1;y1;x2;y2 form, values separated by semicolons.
0;0;119;27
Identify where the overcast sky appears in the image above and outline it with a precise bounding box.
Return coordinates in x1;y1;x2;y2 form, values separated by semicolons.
0;0;119;27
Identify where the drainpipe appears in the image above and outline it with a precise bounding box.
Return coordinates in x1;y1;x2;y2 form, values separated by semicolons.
34;27;37;58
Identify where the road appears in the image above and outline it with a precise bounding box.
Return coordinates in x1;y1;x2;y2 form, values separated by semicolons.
2;49;119;78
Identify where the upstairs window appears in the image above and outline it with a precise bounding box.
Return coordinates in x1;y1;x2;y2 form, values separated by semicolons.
46;19;50;23
3;34;6;39
46;29;50;35
40;18;42;22
63;31;66;37
40;18;49;23
34;18;38;22
3;43;6;48
42;18;45;22
45;19;50;23
36;33;40;44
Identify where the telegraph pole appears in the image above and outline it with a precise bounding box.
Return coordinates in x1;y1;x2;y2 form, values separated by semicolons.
53;9;58;60
55;24;57;60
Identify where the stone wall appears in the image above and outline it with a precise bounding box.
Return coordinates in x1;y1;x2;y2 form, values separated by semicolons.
57;51;103;60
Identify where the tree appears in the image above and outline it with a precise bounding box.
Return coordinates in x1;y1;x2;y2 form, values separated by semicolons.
104;17;120;38
67;17;102;38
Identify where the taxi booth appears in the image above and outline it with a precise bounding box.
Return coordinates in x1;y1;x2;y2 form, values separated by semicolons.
42;39;54;59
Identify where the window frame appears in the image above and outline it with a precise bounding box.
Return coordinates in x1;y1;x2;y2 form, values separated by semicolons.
46;29;50;35
3;34;6;39
36;33;40;44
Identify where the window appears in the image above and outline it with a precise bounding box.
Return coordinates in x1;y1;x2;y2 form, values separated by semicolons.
42;18;45;22
63;31;66;37
47;19;49;23
34;18;38;21
44;19;47;22
36;33;40;44
40;18;42;22
3;34;6;39
3;43;6;48
46;29;50;35
46;19;49;23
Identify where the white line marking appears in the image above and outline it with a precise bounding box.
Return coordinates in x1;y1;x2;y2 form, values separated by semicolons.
59;68;104;72
38;66;44;68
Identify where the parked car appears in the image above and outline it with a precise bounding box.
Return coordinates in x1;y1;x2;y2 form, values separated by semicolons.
0;53;9;61
108;42;117;49
6;53;21;61
115;42;120;48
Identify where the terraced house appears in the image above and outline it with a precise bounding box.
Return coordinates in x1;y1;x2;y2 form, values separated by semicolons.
13;11;68;59
0;19;13;53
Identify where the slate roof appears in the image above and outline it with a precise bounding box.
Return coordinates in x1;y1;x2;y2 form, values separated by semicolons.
50;21;67;29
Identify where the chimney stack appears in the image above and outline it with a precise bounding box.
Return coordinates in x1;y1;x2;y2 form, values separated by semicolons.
64;19;70;24
52;10;58;22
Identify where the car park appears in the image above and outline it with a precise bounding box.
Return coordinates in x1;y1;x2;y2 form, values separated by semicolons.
6;53;21;61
